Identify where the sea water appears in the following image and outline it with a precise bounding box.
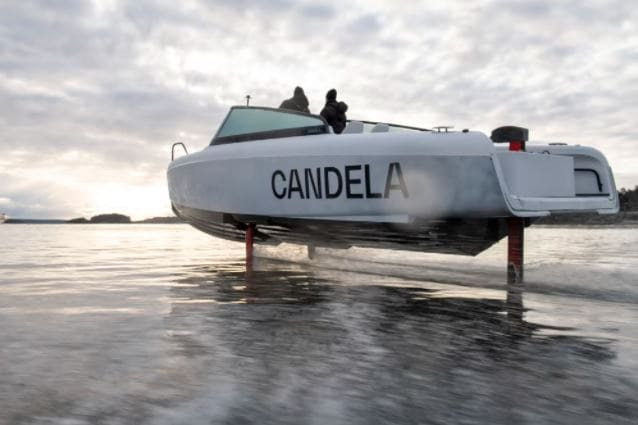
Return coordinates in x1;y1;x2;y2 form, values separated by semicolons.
1;224;637;424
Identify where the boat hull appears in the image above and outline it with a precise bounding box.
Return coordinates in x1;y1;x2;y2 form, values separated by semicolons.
172;203;511;256
168;131;513;223
168;129;618;255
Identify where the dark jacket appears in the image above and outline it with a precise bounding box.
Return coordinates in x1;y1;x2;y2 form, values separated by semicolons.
321;100;348;134
279;91;310;113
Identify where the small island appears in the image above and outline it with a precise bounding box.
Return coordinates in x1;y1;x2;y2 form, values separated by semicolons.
79;213;131;223
67;213;182;224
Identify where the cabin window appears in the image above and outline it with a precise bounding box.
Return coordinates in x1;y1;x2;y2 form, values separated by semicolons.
212;107;328;145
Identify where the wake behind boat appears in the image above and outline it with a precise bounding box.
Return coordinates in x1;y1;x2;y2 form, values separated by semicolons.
167;106;618;256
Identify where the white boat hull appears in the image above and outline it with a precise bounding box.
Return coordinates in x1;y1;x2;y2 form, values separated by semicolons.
168;128;618;255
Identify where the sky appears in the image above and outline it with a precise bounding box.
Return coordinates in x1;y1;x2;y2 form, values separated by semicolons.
0;0;636;220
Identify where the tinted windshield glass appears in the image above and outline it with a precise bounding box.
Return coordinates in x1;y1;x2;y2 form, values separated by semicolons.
216;108;326;138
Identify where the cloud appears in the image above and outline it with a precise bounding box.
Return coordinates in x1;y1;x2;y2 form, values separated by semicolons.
297;4;335;20
0;0;637;219
347;14;382;35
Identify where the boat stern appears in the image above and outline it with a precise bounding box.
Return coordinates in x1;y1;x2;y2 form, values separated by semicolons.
492;143;619;217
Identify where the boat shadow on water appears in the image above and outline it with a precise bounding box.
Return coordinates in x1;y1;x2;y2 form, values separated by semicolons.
166;259;614;350
157;259;638;425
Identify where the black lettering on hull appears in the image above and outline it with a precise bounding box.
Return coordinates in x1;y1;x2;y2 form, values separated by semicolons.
304;168;322;199
365;164;382;198
384;162;409;198
324;167;343;199
288;169;304;199
271;163;409;200
345;165;363;199
272;170;286;199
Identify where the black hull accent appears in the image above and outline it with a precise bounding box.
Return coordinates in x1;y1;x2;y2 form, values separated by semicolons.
172;204;510;256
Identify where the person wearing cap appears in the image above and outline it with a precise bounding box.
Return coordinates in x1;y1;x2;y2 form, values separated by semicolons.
320;89;348;134
279;86;310;113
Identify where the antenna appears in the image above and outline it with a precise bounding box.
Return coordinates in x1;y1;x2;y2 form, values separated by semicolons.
245;95;251;106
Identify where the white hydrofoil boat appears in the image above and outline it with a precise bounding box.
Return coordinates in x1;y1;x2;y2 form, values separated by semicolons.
167;106;618;255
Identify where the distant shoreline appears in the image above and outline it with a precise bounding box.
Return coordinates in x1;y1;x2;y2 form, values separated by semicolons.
535;211;638;226
2;216;182;224
2;214;638;227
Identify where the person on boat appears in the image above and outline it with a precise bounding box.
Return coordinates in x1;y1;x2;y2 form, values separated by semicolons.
320;89;348;134
279;86;310;113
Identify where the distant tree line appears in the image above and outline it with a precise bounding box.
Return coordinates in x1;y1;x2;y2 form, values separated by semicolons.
68;213;131;223
4;214;182;224
619;186;638;211
538;186;638;225
66;214;182;224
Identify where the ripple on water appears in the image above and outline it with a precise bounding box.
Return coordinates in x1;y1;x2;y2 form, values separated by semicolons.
0;224;637;424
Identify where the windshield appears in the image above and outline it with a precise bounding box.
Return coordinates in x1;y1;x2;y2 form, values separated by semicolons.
212;107;328;145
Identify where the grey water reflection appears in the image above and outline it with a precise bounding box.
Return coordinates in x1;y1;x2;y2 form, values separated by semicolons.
163;260;636;425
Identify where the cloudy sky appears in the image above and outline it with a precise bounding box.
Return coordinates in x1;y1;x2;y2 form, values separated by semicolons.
0;0;636;219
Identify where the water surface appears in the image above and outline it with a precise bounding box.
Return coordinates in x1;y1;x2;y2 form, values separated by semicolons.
1;224;637;424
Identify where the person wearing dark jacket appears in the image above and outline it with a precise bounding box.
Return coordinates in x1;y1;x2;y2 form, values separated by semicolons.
279;86;310;113
320;89;348;134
